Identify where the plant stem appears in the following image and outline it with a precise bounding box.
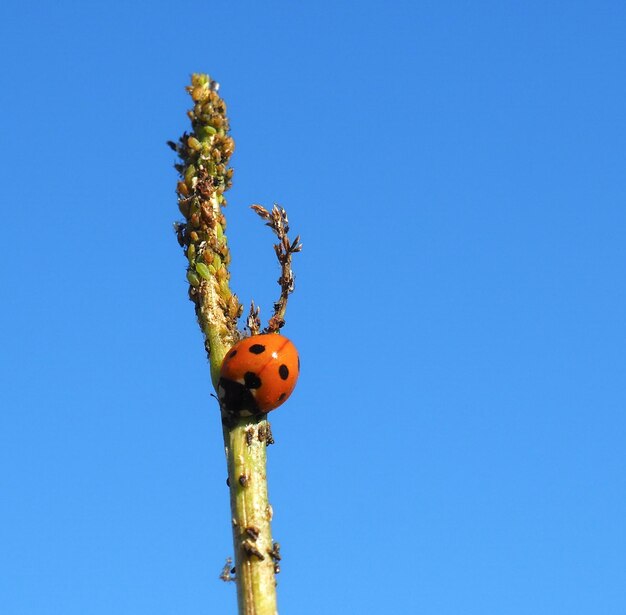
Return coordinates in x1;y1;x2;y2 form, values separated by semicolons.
172;74;278;614
224;416;278;615
211;343;278;614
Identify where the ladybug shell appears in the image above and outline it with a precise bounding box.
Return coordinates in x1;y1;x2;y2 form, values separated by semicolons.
218;334;299;415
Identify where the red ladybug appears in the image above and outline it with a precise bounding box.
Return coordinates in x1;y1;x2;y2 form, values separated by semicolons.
218;334;300;416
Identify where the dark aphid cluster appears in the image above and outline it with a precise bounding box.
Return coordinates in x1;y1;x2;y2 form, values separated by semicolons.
170;74;242;354
171;77;301;366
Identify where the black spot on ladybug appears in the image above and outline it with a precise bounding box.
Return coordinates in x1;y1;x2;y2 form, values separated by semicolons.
278;364;289;380
249;344;266;354
229;349;238;358
244;371;262;389
278;393;286;402
217;377;260;416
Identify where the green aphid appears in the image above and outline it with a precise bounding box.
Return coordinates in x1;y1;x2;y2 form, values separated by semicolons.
196;262;212;281
219;280;232;299
185;164;196;186
201;125;217;137
187;136;201;151
187;270;200;287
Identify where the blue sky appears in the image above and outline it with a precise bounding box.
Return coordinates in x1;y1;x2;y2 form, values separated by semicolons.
1;1;625;613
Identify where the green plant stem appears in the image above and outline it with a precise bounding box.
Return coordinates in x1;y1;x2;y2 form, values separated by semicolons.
173;74;278;613
224;416;277;615
206;336;277;614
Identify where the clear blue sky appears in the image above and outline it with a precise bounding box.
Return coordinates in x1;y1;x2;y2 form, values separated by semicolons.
1;1;625;613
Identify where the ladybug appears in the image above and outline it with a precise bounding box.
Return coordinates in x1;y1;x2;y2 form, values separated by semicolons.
218;334;300;416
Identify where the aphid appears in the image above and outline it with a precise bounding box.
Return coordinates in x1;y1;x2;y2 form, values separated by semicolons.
242;540;265;561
